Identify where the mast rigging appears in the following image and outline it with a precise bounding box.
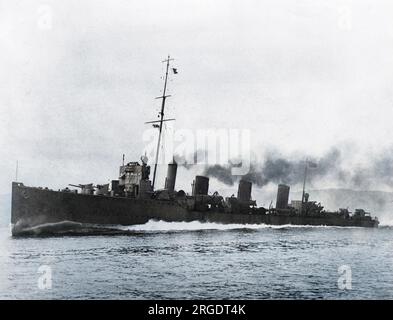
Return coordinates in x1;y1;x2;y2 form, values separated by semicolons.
150;55;175;189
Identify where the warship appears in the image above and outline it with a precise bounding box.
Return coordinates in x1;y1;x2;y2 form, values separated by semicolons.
10;57;379;235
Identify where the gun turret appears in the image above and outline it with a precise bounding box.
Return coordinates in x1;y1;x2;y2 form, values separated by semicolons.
68;183;95;195
69;184;84;188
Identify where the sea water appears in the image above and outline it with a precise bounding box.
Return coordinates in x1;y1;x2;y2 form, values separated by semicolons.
0;220;393;299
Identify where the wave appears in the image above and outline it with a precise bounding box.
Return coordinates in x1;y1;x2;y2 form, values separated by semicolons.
12;219;370;237
11;220;137;237
122;220;364;231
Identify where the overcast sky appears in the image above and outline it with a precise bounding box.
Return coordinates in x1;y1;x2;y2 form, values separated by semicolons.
1;0;393;195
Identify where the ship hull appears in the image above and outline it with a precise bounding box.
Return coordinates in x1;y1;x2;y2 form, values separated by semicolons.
11;182;378;236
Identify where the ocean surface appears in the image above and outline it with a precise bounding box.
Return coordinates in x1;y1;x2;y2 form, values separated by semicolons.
1;220;393;300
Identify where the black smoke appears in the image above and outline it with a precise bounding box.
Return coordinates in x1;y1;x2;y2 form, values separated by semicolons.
176;147;393;190
199;148;345;187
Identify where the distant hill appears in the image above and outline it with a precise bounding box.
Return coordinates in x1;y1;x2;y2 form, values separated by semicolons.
0;194;11;227
217;186;393;225
252;187;393;225
292;189;393;214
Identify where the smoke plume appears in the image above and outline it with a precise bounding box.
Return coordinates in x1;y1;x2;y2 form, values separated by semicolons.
176;147;393;190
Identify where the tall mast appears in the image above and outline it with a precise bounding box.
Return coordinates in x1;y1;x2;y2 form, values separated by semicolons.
301;159;308;204
15;160;19;182
152;55;174;189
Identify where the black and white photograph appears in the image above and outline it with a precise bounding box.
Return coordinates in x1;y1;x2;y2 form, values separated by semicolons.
1;0;393;309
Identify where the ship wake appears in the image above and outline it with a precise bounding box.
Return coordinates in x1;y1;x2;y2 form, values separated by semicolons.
122;219;363;231
11;220;139;237
12;219;367;237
